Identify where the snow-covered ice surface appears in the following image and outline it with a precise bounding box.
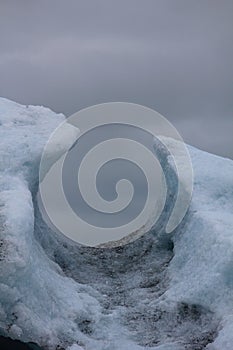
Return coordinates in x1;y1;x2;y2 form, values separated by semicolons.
0;97;233;349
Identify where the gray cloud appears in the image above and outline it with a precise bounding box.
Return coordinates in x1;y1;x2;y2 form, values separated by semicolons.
0;0;232;158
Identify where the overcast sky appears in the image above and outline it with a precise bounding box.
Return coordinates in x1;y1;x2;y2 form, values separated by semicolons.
0;0;232;158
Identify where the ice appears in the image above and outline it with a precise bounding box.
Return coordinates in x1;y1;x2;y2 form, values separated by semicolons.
67;345;84;350
0;98;101;348
0;97;233;349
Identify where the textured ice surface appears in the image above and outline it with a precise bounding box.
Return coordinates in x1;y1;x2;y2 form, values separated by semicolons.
0;97;233;349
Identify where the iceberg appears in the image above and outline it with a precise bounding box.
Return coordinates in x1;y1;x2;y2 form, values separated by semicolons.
0;97;233;349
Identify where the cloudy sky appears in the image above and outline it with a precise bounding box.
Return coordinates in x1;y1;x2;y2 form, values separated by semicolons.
0;0;232;158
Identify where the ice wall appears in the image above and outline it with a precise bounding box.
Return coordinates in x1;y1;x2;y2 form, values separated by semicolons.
0;97;233;350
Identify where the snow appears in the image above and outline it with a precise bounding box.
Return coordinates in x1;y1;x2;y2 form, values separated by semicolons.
0;97;233;349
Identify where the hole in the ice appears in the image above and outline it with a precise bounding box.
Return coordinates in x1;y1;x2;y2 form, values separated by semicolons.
178;302;202;320
55;345;65;350
77;319;93;335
